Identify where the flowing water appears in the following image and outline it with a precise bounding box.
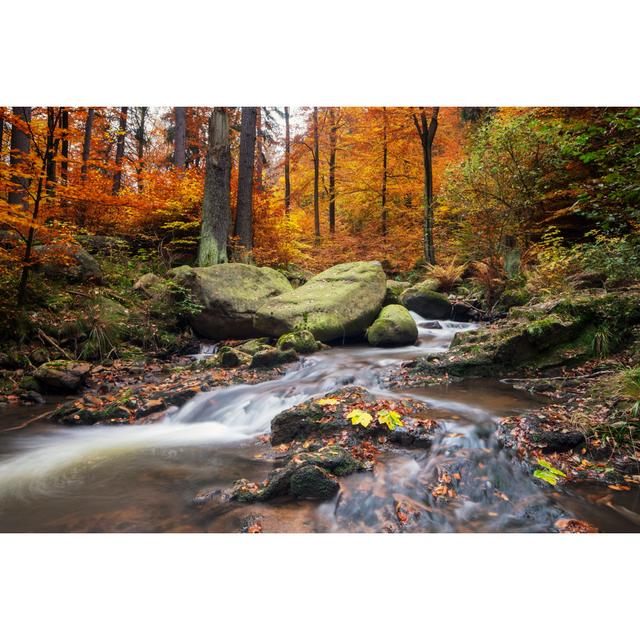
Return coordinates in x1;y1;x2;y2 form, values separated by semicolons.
1;314;639;533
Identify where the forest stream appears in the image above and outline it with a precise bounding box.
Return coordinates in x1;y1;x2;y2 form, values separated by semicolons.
1;313;639;533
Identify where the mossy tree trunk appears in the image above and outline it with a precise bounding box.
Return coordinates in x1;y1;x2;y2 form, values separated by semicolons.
198;107;231;266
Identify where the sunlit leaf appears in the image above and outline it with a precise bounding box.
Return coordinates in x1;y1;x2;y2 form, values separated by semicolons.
346;408;373;428
377;409;403;431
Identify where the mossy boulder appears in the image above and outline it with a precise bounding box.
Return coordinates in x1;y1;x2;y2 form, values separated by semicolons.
250;347;298;368
400;281;452;319
230;445;364;503
218;347;252;368
276;330;320;354
367;304;418;347
169;263;293;339
384;280;411;305
254;261;387;342
235;337;271;356
33;243;103;284
34;360;91;392
289;465;340;499
133;272;164;298
412;291;640;380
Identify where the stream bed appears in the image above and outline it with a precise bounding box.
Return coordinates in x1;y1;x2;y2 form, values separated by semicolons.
1;314;639;532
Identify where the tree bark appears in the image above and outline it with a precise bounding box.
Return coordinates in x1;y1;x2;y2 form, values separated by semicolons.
328;108;338;234
17;110;58;305
413;107;439;264
381;107;388;236
112;106;128;195
174;106;186;169
81;108;94;182
284;106;291;216
8;107;31;210
61;109;69;186
46;108;57;196
313;107;320;239
234;107;257;260
255;108;263;192
136;107;147;192
198;107;231;266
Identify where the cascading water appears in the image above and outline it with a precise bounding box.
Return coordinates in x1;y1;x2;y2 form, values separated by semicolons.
0;312;638;532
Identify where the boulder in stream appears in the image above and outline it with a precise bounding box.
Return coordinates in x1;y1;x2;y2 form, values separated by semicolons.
169;263;293;339
253;261;387;342
367;304;418;347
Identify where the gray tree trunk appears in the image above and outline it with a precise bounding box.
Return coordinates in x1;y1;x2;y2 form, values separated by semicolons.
8;107;31;210
234;107;257;260
328;108;338;234
284;106;291;216
174;106;187;169
112;106;128;195
198;107;231;266
313;107;320;239
255;108;263;192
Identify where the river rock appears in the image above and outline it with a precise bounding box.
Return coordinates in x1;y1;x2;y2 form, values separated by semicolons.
276;329;320;354
253;261;387;342
384;280;411;305
367;304;418;347
34;360;91;392
169;263;293;339
249;347;298;368
218;347;252;368
289;465;340;499
401;283;452;319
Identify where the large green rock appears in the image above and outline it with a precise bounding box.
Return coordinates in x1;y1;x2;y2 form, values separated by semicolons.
253;261;387;341
400;279;453;319
384;280;411;305
169;263;293;339
367;304;418;347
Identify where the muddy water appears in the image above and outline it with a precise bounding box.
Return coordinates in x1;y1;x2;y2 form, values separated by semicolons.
0;315;639;533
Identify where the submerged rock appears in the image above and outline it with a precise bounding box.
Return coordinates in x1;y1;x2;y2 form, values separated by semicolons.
254;261;387;342
230;444;366;503
169;263;293;339
289;465;340;499
367;304;418;347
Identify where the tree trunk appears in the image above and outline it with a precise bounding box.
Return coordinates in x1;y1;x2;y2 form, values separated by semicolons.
234;107;257;260
198;107;231;266
174;106;186;169
112;106;128;195
381;107;388;236
61;109;69;186
313;107;320;239
8;107;31;210
17;110;57;305
255;108;263;192
136;107;147;192
328;108;338;234
81;108;94;182
284;106;291;216
413;107;439;264
46;108;57;196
